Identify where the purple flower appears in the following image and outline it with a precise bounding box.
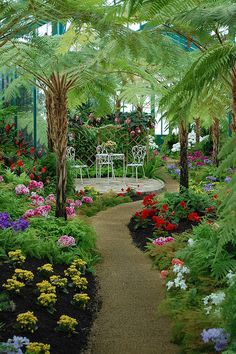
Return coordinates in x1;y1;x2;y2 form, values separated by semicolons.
201;328;229;352
206;176;217;181
224;176;231;183
175;169;180;176
0;212;11;229
11;217;29;232
167;164;176;170
203;158;212;164
204;183;214;192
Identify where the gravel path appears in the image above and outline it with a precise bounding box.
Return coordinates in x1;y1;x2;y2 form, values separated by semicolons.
85;177;179;354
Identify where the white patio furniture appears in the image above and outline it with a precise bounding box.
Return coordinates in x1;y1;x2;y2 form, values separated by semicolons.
95;145;114;180
125;145;146;181
66;146;90;184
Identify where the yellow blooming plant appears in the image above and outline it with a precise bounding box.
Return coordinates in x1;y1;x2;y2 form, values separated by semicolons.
26;342;50;354
72;293;90;308
64;265;81;278
37;293;57;308
8;249;26;264
2;277;25;293
14;269;34;282
49;275;68;289
71;258;87;273
71;276;88;290
57;315;78;334
37;264;54;275
16;311;38;332
36;281;56;294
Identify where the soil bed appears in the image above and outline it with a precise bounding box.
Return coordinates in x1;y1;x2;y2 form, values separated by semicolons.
0;258;100;354
128;217;197;251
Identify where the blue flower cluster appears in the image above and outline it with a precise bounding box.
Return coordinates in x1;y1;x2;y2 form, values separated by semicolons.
1;335;29;354
201;328;229;352
167;164;180;176
0;213;29;232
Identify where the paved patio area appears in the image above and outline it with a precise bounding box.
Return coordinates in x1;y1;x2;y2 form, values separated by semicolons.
75;177;165;194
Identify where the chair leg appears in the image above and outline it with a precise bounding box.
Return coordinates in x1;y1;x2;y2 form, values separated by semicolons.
99;165;101;178
142;165;145;178
80;168;83;184
135;167;138;181
86;167;90;179
131;166;134;178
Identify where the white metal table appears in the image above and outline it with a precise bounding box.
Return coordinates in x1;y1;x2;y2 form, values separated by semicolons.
96;153;125;181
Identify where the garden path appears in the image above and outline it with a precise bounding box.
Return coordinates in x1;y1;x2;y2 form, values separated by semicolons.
85;177;179;354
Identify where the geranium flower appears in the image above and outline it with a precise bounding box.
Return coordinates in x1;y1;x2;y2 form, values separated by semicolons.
141;209;150;219
161;204;169;212
17;160;24;167
30;147;35;154
188;212;200;222
160;270;169;280
164;223;178;232
180;201;186;208
41;167;47;173
152;216;166;228
135;211;140;217
171;258;184;266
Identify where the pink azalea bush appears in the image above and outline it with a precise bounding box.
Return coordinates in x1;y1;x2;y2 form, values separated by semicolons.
15;184;30;195
57;235;76;248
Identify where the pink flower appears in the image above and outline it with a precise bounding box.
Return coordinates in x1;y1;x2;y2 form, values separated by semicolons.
0;175;4;182
34;205;51;217
171;258;184;266
74;200;82;207
24;209;35;218
67;199;74;205
15;184;30;195
152;237;174;246
66;206;76;218
57;235;76;248
46;194;56;204
160;270;169;280
28;180;44;190
30;193;45;206
82;196;93;204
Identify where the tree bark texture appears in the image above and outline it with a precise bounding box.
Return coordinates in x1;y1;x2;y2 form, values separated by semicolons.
49;73;69;219
179;120;189;190
45;92;54;151
195;117;201;144
212;117;220;166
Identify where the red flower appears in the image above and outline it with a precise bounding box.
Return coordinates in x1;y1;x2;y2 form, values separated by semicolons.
206;206;214;213
16;150;21;157
172;258;184;266
180;201;186;208
160;270;169;279
41;167;46;173
30;147;35;154
17;160;23;167
212;194;218;199
117;193;125;197
37;175;42;180
161;204;169;212
135;211;140;217
152;216;166;228
143;193;157;206
5;124;11;133
19;143;23;148
29;173;35;180
188;212;200;223
10;163;15;170
126;187;131;193
141;209;150;219
164;223;178;232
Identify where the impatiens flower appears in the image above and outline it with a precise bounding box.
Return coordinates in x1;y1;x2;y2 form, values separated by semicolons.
172;258;184;266
160;270;169;280
0;175;4;182
180;200;186;208
58;235;76;248
152;236;174;246
82;196;93;204
188;212;200;223
15;184;30;195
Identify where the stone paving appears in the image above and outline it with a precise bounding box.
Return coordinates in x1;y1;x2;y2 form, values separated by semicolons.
75;177;165;194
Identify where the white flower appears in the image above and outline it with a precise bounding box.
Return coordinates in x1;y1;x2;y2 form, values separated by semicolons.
226;270;235;284
188;238;195;247
166;281;174;290
203;291;225;315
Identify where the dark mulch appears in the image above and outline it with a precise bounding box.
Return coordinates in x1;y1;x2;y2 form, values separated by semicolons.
0;258;100;354
128;217;197;251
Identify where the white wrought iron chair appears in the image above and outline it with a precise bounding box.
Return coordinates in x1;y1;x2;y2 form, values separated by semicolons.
125;145;146;181
96;145;115;180
66;146;90;184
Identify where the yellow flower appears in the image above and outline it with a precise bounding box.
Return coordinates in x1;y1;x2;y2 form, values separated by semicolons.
36;280;56;294
8;249;26;264
16;311;38;332
26;342;50;354
37;264;54;274
2;278;25;293
14;269;34;282
71;258;87;269
49;275;67;288
71;276;88;290
64;265;81;278
37;293;57;307
73;293;90;308
57;315;78;333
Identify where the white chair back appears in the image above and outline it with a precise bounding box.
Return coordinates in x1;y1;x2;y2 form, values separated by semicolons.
132;145;146;164
66;146;76;161
96;145;108;154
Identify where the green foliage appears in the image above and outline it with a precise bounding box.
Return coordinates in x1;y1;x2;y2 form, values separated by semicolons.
0;184;29;218
222;280;236;351
144;154;164;179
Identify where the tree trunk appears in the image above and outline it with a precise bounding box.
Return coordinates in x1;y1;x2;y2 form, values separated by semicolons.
179;120;189;190
232;70;236;132
50;75;68;219
195;117;201;144
115;99;121;118
212;117;220;166
45;92;54;151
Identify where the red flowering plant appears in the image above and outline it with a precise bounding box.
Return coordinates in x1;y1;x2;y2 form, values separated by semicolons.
117;185;143;199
